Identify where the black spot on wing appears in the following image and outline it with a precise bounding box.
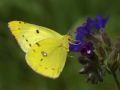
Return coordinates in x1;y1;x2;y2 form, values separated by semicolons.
36;30;39;34
22;35;30;44
19;21;25;24
21;35;33;48
51;68;55;70
36;42;40;47
40;58;43;61
19;21;22;24
29;44;32;47
25;39;28;42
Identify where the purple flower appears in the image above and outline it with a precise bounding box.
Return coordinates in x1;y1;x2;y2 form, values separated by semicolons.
69;42;82;52
94;16;109;32
80;42;94;57
69;17;94;52
69;16;109;56
76;17;95;42
76;25;91;42
69;41;94;58
75;16;109;43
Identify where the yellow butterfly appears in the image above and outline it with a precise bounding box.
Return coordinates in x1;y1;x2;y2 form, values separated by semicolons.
8;21;70;79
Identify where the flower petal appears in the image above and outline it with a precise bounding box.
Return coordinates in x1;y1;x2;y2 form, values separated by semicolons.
95;16;109;31
69;42;82;52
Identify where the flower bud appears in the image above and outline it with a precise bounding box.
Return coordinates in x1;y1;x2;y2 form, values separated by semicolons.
79;64;92;74
87;71;103;84
101;31;111;49
115;38;120;52
108;48;119;71
78;56;90;65
97;46;106;62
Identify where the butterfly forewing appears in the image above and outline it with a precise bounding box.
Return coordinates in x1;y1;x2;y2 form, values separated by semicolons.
8;21;62;52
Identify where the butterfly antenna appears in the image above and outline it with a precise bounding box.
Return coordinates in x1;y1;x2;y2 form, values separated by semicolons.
68;38;81;45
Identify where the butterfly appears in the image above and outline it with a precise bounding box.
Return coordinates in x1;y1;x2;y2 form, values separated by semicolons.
8;21;70;79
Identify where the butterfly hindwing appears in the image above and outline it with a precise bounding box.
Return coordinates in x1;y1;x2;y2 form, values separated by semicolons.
8;21;62;52
25;35;69;78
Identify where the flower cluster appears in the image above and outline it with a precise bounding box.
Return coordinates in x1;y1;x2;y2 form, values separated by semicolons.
70;16;109;54
69;16;119;84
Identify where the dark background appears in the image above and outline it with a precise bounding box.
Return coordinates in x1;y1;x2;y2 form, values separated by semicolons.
0;0;120;90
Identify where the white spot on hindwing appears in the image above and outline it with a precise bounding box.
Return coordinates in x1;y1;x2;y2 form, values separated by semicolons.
41;51;47;57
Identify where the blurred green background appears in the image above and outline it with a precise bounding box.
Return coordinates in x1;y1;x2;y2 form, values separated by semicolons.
0;0;120;90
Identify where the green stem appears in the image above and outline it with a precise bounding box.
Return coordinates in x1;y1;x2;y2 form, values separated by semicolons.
111;70;120;90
